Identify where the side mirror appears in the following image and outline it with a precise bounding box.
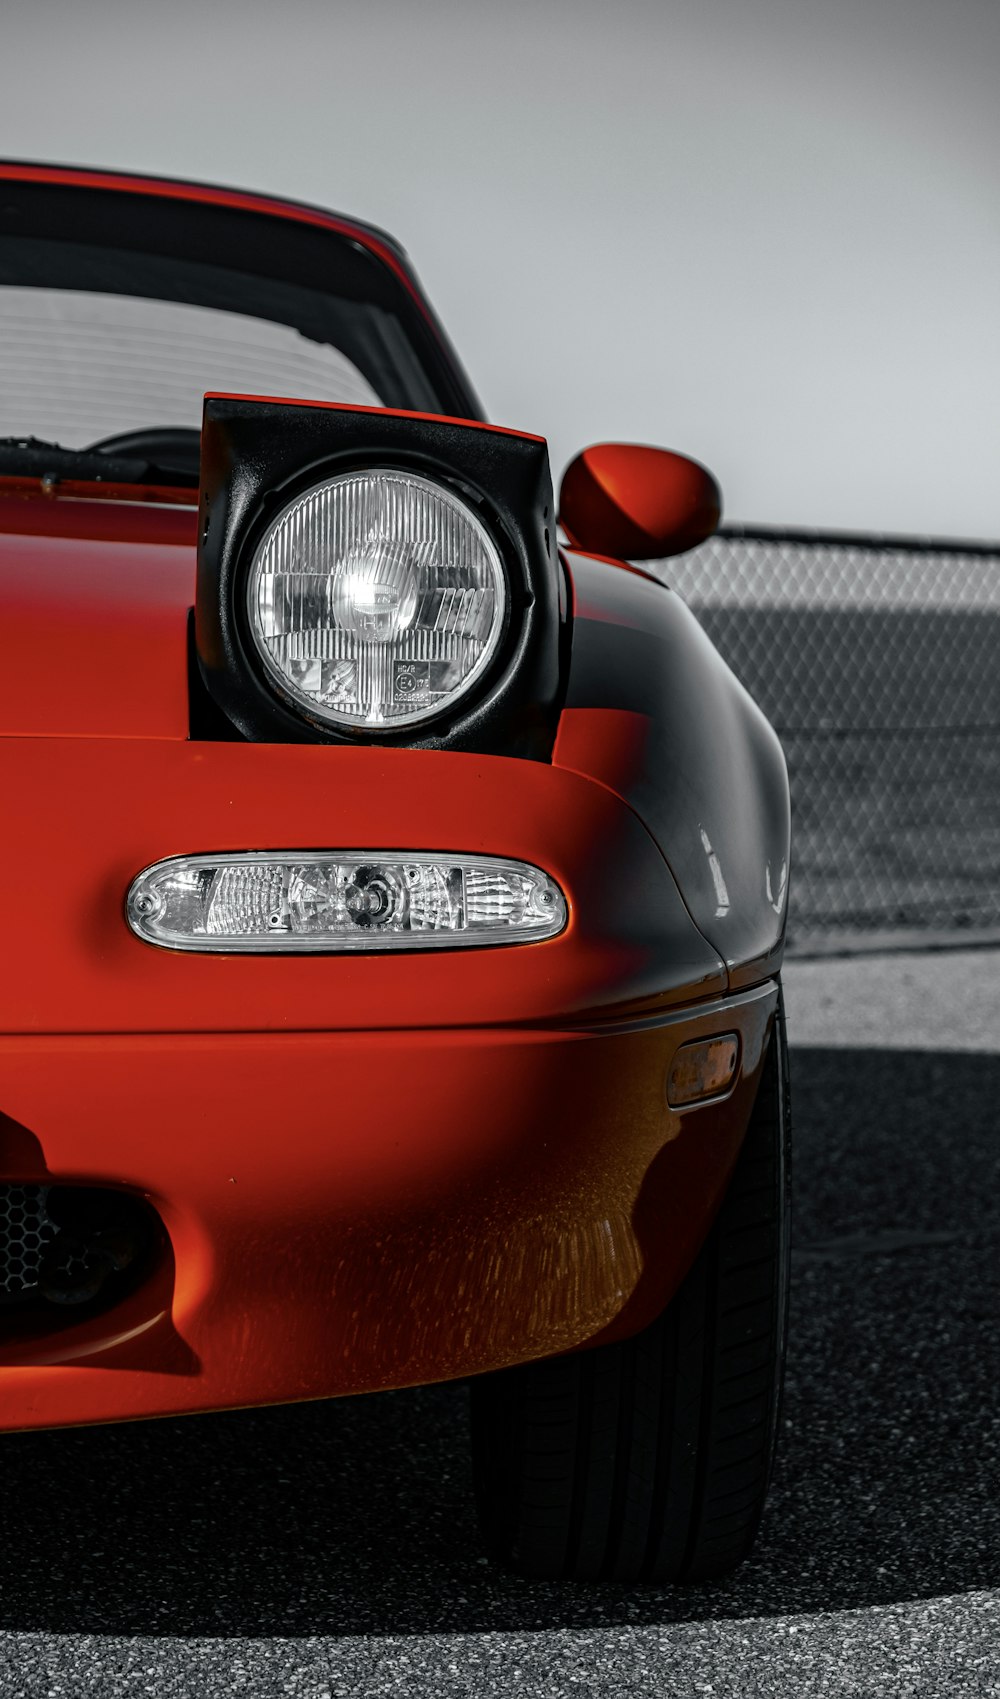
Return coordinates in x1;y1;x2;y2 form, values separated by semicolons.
559;442;721;561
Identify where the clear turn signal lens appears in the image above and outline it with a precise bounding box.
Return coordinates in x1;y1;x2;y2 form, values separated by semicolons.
127;853;566;952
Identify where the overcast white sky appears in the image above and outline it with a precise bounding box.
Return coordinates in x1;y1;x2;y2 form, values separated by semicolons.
1;0;997;538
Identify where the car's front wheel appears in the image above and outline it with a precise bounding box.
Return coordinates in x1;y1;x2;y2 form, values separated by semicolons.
469;994;791;1584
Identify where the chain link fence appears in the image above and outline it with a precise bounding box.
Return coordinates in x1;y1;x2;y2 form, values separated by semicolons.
657;527;1000;954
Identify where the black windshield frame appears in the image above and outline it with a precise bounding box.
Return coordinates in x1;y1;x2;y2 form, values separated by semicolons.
0;177;484;429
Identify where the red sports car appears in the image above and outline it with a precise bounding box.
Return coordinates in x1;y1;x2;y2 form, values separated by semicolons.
0;162;791;1584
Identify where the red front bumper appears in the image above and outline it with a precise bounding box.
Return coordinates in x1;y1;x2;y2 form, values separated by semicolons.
1;737;775;1430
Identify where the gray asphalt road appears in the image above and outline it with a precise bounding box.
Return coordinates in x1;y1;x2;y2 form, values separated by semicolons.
1;974;998;1695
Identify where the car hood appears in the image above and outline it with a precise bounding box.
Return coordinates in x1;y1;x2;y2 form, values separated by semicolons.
0;491;196;738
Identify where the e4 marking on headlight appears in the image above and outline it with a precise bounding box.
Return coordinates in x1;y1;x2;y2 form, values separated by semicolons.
126;852;567;952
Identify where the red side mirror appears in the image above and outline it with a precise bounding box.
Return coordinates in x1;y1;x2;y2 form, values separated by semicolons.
559;442;722;561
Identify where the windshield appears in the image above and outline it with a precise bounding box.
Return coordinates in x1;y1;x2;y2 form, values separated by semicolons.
0;176;480;482
0;284;384;445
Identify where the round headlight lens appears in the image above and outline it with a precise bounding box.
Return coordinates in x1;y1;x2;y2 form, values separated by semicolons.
246;469;507;729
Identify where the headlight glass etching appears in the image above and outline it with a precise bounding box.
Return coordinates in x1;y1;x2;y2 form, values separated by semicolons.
246;469;507;729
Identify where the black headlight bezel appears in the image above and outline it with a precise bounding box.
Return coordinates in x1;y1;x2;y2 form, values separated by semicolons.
195;397;563;759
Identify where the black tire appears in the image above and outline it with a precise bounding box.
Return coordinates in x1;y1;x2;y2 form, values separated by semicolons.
470;990;791;1583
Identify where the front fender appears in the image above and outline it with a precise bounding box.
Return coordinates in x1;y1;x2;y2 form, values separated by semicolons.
554;549;791;989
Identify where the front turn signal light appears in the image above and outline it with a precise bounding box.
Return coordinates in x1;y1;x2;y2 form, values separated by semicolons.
667;1034;739;1107
126;852;566;953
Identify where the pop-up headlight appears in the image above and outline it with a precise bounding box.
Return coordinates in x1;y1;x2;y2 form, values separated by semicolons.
246;469;507;730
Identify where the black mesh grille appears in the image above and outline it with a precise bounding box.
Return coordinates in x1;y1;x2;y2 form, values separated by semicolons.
0;1183;157;1312
0;1183;59;1303
659;527;1000;950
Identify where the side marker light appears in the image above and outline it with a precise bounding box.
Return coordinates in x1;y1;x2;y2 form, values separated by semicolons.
667;1034;739;1107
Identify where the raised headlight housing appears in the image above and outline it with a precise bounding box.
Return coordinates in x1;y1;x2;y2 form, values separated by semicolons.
247;469;507;730
195;398;562;757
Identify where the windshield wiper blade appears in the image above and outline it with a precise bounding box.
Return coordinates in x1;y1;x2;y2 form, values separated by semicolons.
0;435;74;453
0;436;198;488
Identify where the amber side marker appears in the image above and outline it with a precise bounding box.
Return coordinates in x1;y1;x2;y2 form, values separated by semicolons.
667;1034;740;1108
